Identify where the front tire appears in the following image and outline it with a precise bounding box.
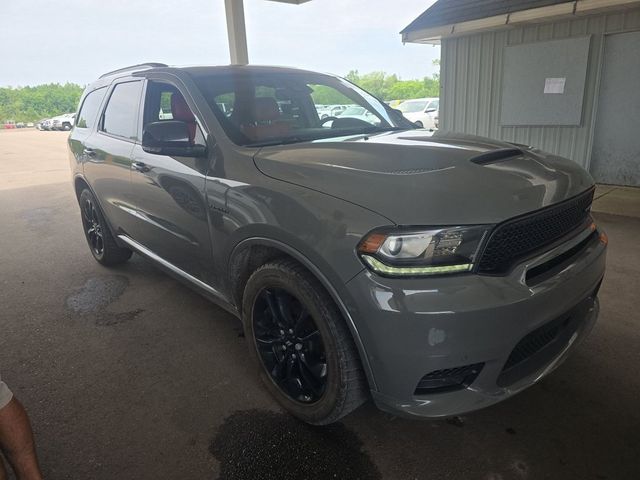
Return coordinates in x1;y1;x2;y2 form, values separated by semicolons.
79;189;132;266
242;259;367;425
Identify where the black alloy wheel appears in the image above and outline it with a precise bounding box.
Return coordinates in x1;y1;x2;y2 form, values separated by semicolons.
82;196;104;258
252;287;328;403
78;188;132;266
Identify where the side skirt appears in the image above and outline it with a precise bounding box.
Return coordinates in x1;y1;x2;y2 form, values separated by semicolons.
117;234;239;318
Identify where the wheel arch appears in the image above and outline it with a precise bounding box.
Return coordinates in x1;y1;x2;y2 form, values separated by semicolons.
228;237;377;391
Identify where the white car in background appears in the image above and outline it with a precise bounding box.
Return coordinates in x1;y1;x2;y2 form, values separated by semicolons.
338;105;381;125
51;113;76;131
397;98;439;129
316;104;348;119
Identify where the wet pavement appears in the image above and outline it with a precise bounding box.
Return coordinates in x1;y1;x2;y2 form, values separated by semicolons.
1;130;639;479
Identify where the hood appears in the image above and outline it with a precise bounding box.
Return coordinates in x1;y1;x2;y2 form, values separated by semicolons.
254;130;594;225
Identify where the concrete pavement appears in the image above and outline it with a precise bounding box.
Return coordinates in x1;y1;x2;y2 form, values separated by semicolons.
1;130;639;479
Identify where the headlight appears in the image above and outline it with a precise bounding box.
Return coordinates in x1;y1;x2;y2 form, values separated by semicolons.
357;226;491;277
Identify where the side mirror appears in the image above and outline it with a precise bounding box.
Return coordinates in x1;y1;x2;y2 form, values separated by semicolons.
426;107;437;113
142;121;207;157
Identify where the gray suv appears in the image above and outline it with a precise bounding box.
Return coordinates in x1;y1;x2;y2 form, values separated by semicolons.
68;63;607;424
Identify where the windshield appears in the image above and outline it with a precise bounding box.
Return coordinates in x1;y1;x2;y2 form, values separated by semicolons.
398;100;427;113
190;70;413;146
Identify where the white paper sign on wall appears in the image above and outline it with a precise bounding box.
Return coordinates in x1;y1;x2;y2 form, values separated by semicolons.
544;77;566;94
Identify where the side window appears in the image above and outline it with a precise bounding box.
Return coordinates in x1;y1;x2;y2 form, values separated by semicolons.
143;81;205;146
75;87;107;129
101;81;143;141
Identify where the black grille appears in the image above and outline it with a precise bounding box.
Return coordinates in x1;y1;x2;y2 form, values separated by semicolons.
497;291;598;387
502;316;568;371
477;188;594;274
414;363;484;395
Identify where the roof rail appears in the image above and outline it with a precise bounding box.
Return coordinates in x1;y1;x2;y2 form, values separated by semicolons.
99;63;168;79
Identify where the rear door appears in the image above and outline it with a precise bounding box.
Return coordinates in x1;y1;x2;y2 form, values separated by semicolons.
127;80;213;281
82;80;144;234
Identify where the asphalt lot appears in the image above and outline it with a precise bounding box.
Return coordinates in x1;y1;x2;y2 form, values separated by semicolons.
1;129;639;479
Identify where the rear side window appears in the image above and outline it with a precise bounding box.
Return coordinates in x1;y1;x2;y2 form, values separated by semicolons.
101;81;143;140
75;87;107;129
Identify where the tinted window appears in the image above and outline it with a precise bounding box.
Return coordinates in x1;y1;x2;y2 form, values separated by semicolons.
75;87;107;129
101;81;143;140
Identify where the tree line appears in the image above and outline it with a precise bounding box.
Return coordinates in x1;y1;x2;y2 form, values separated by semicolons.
0;83;84;123
311;70;440;106
0;68;440;122
346;70;439;101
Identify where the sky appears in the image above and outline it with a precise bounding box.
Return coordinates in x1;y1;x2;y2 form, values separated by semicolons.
0;0;439;87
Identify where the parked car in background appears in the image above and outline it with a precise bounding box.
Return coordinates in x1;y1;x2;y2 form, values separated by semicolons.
52;113;76;131
316;104;348;119
397;97;439;129
3;121;17;129
41;119;53;130
16;122;26;128
27;122;35;128
338;105;381;125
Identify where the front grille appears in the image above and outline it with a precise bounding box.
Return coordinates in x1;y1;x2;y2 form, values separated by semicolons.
414;363;484;395
477;188;594;274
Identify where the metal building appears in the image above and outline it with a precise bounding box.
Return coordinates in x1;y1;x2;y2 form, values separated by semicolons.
402;0;640;186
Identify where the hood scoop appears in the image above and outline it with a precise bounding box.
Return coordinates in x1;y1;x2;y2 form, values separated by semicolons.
470;148;523;165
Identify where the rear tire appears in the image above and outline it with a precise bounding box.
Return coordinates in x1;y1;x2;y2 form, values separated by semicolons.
79;189;132;266
242;259;368;425
414;120;423;128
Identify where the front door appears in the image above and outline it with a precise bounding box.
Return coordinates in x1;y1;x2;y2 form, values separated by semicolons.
127;81;213;281
591;31;640;187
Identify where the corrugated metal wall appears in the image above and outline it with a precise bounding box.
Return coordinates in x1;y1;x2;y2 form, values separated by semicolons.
440;8;640;169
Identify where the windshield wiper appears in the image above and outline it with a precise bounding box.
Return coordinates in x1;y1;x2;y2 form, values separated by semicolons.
245;136;308;148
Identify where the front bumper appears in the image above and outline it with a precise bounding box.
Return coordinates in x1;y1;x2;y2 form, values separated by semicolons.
346;227;606;418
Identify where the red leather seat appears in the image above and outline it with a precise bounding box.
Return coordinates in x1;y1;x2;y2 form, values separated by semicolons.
171;93;197;144
240;97;290;141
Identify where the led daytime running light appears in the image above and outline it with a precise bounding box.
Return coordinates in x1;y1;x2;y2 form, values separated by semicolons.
362;255;472;276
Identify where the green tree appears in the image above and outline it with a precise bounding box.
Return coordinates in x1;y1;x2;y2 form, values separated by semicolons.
0;83;84;123
341;69;440;102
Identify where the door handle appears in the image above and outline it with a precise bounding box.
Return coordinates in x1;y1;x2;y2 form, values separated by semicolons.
83;148;96;157
132;161;149;173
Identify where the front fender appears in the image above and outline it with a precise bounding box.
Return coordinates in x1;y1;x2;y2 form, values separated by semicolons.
228;235;378;391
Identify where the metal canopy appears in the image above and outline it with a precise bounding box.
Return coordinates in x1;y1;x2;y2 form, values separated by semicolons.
224;0;312;65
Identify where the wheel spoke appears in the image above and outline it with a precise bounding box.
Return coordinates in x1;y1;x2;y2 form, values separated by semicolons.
299;353;327;382
83;200;92;222
293;309;310;335
299;330;320;343
275;293;295;328
264;290;281;324
297;357;323;397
